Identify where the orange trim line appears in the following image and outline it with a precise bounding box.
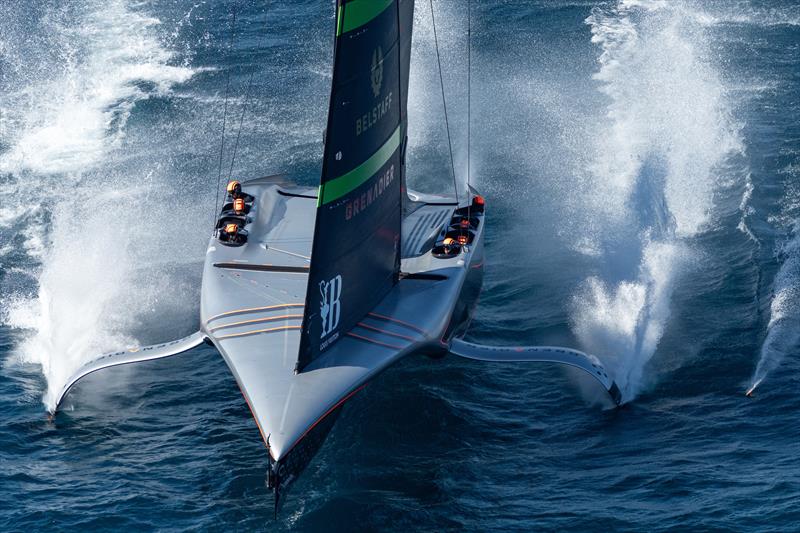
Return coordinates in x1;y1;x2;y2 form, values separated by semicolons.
205;337;273;458
346;331;405;351
367;312;425;334
209;314;303;332
237;381;273;458
283;384;368;459
205;303;304;323
216;325;301;341
356;322;418;342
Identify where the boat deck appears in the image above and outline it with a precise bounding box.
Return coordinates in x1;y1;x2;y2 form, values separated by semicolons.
200;177;484;462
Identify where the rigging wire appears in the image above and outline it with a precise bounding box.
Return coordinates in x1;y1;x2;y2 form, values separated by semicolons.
227;0;272;186
213;2;239;224
467;0;472;223
467;0;471;191
428;0;460;205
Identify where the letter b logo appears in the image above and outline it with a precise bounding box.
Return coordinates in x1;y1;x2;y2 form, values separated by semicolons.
319;275;342;338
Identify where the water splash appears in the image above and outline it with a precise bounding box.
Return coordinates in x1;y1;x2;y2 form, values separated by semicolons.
0;0;194;175
0;0;336;413
574;0;742;402
0;0;201;412
746;227;800;396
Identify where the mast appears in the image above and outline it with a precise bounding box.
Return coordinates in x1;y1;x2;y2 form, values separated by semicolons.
296;0;415;372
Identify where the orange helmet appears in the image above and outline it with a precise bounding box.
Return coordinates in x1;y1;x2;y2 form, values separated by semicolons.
226;181;241;197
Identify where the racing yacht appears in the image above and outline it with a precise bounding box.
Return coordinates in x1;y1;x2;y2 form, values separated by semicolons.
53;0;621;511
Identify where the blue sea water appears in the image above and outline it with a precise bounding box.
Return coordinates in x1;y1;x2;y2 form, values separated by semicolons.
1;0;799;530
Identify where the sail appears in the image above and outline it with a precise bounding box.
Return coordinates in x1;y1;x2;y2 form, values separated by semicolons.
297;0;414;371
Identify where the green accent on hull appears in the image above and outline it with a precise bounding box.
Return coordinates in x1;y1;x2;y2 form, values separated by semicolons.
337;0;394;36
319;126;401;206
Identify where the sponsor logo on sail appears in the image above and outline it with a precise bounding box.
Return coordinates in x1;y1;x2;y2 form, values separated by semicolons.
345;164;395;220
358;47;391;137
356;46;393;137
319;275;342;344
356;92;392;137
371;46;383;98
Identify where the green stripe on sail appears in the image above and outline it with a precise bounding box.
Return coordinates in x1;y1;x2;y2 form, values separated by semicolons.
319;126;401;206
336;2;344;36
337;0;394;36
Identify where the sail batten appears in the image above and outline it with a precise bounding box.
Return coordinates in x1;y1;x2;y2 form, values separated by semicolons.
296;0;414;372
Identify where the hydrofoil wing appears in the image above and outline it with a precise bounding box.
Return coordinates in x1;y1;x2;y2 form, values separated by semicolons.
53;331;207;412
449;339;622;405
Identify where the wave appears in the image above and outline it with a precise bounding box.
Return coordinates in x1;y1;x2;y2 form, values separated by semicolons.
746;170;800;397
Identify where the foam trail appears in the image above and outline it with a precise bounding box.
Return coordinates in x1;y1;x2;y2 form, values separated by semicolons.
747;228;800;396
575;0;741;402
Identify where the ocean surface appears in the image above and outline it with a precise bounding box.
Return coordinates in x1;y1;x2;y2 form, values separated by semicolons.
1;0;799;530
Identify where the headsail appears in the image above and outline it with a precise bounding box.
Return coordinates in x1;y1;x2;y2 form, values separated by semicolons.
297;0;414;371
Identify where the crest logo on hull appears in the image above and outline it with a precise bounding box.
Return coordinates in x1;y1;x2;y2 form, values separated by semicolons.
319;275;342;339
371;47;384;98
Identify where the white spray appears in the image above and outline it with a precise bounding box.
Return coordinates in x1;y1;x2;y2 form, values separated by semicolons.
0;0;194;176
0;0;201;412
746;226;800;396
574;0;742;402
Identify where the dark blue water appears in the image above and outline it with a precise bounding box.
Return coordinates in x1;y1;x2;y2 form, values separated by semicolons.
2;0;799;530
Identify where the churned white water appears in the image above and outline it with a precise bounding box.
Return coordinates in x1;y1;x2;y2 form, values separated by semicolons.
407;0;747;402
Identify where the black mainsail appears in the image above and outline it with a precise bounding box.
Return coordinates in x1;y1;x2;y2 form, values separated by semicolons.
297;0;415;371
